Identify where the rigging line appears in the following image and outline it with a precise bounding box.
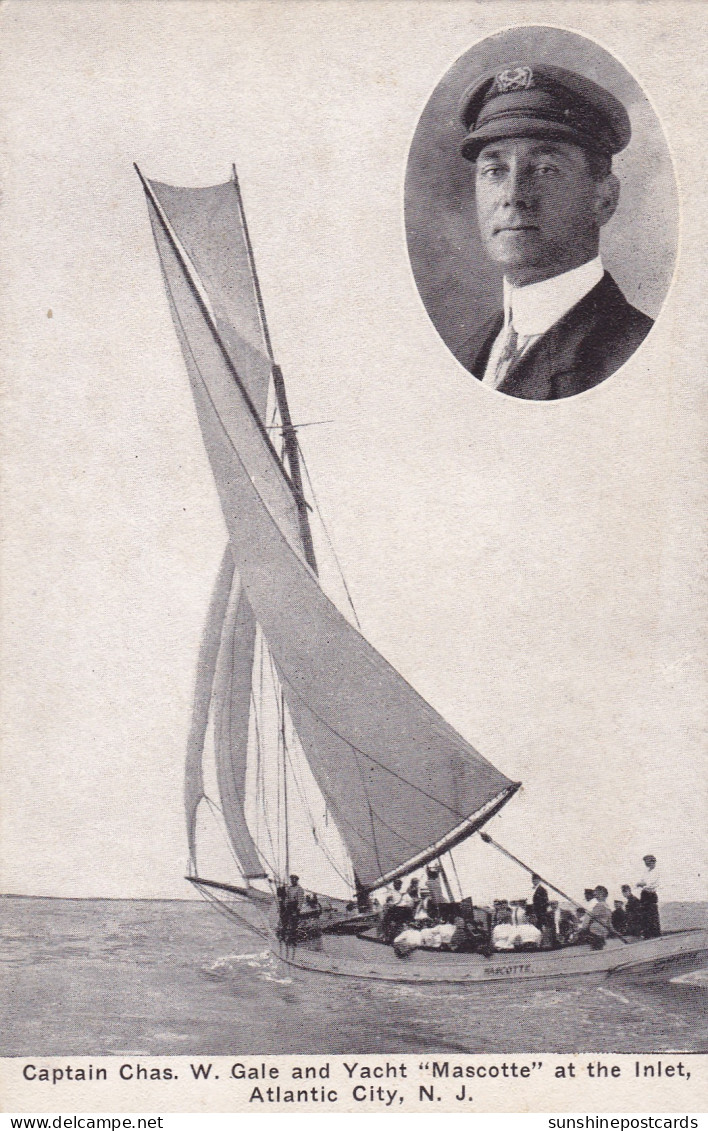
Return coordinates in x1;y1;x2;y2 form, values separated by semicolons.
275;684;282;878
249;687;279;874
359;803;428;854
230;162;318;578
136;165;300;504
213;613;270;877
280;687;291;877
274;665;492;825
262;641;287;875
267;420;335;431
147;213;307;568
264;645;356;885
197;883;271;941
448;852;464;901
352;744;385;881
297;441;362;629
281;739;353;887
231;162;275;362
202;794;261;878
255;627;277;863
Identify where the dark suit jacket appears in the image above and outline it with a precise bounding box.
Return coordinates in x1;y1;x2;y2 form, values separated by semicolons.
463;272;653;401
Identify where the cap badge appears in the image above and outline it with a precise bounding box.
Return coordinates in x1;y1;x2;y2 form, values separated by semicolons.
495;66;534;92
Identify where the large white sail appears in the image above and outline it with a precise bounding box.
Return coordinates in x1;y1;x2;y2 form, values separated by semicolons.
142;173;519;894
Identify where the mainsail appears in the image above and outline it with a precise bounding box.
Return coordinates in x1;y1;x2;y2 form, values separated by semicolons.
139;167;520;893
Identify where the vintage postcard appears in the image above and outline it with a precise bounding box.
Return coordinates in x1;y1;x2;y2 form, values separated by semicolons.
1;0;706;1119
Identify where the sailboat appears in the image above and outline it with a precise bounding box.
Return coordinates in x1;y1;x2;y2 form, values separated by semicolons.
136;164;708;987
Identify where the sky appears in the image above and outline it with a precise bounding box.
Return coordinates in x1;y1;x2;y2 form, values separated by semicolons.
1;1;706;905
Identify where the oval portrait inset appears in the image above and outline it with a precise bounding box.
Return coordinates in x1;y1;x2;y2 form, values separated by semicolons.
405;27;678;401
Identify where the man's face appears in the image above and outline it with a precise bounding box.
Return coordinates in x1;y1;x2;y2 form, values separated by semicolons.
474;137;618;286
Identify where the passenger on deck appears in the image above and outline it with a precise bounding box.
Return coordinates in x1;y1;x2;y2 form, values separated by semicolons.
531;874;549;930
384;878;403;907
381;878;416;942
621;884;642;936
392;919;466;957
492;908;542;952
304;893;321;918
558;905;577;945
425;866;445;919
611;900;627;934
576;885;612;950
392;927;422;958
492;899;511;926
636;855;661;938
543;900;559;949
401;877;420;912
281;874;305;943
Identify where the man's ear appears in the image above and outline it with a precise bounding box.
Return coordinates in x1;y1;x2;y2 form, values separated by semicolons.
595;173;620;228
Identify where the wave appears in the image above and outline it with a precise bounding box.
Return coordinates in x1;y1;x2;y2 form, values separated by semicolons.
202;950;292;985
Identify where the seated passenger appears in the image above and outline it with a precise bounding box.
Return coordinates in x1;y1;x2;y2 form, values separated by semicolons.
401;878;420;912
576;885;612;950
381;878;412;943
492;909;542;951
492;899;511;926
558;906;576;945
436;921;459;949
448;916;470;951
621;884;642;937
513;922;543;950
393;927;422;958
611;900;627;934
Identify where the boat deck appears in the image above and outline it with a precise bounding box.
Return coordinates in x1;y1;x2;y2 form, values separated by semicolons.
274;926;708;986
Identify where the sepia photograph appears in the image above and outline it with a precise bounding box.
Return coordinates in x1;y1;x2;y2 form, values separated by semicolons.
405;25;678;400
0;0;706;1118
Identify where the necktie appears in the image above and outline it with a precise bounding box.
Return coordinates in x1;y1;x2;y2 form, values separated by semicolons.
493;317;520;389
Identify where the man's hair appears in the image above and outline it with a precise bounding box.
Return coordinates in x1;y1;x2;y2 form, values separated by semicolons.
584;147;613;181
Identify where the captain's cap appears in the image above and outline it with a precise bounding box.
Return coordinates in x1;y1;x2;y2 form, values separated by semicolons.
460;63;631;162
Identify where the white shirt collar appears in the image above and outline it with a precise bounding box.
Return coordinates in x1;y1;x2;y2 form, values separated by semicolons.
505;256;604;337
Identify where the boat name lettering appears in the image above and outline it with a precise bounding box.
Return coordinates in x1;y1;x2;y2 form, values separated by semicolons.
483;962;532;976
431;1061;533;1078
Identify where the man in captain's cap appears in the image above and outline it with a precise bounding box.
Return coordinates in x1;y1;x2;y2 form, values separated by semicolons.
459;63;653;400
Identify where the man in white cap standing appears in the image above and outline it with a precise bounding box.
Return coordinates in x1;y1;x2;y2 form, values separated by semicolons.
636;854;661;938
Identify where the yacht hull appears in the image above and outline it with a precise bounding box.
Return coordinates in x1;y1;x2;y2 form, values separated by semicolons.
271;928;708;988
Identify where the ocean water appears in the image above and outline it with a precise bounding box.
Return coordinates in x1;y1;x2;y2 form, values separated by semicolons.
1;896;706;1056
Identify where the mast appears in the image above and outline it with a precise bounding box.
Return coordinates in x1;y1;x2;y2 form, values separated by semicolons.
231;164;318;575
281;689;290;878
